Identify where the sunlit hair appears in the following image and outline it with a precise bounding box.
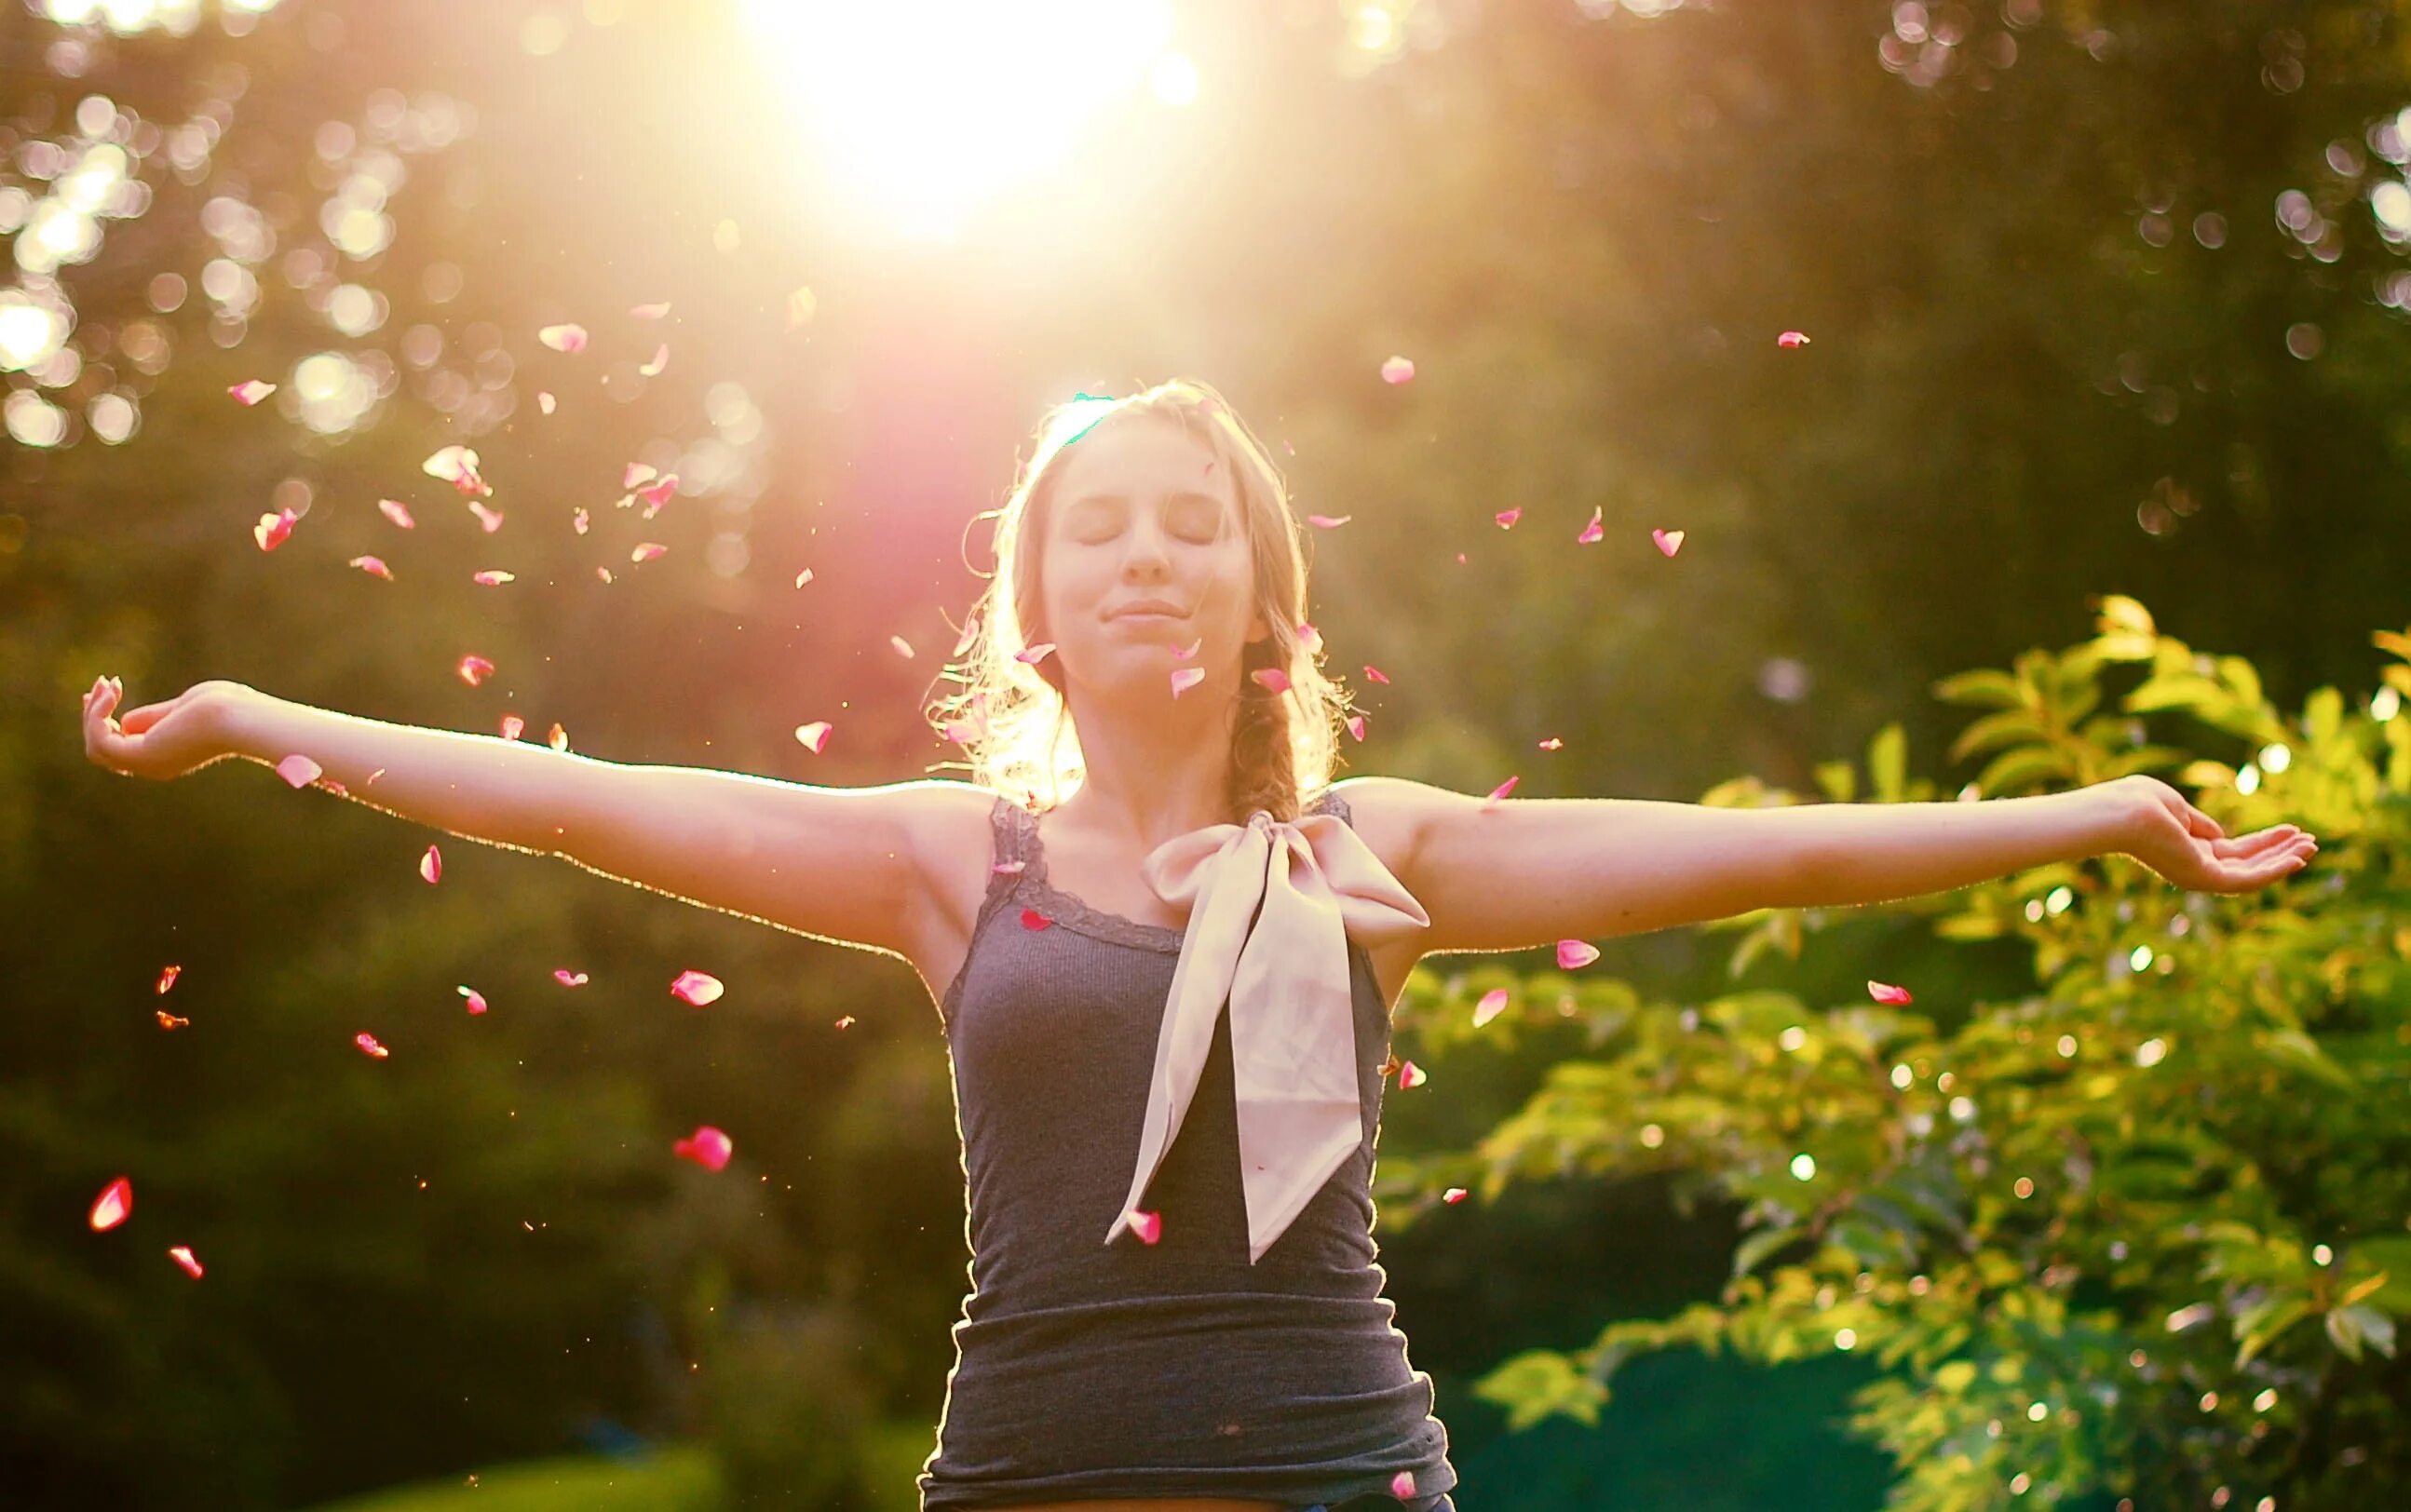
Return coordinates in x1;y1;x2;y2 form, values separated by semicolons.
928;378;1353;823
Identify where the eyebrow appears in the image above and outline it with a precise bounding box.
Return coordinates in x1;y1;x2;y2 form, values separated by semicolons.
1064;491;1226;509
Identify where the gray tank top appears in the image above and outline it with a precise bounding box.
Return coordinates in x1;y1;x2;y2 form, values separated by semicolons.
917;789;1458;1509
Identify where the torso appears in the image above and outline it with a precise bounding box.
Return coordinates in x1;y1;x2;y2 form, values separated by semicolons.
905;786;1426;1020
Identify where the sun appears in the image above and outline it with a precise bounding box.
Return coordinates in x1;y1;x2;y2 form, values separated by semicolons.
737;0;1177;244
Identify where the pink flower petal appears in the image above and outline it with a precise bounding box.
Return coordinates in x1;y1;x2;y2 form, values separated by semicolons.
670;970;724;1007
377;498;416;530
595;567;613;583
167;1245;204;1279
547;722;569;752
1483;775;1518;806
638;344;669;377
253;508;296;552
630;542;667;563
1307;514;1352;528
228;379;277;406
472;569;515;586
467;501;506;533
1391;1470;1418;1498
422;445;492;497
1172;637;1202;661
942;717;987;746
1020;908;1055;931
89;1176;132;1232
458;985;488;1015
623;462;658;490
1867;980;1913;1005
1296;622;1322;655
1345;714;1367;741
1396;1060;1427;1089
355;1031;389;1059
275;754;322;789
673;1125;733;1171
1653;528;1685;558
1473;988;1509;1027
1538;736;1564;750
1577;506;1604;545
1557;938;1600;970
457;655;495;687
1443;1187;1468;1204
1015;642;1056;665
629;301;671;319
156;1009;189;1031
349;554;393;580
1777;330;1811;348
1362;665;1389;685
156;965;181;994
991;860;1027;875
637;476;678;512
1495;506;1522;529
794;568;814;587
1251;668;1292;694
538;323;589;354
1126;1208;1162;1244
834;1015;856;1029
794;721;833;753
885;634;915;660
537;391;556;415
1380;356;1415;385
553;969;588;988
569;506;589;536
1170;666;1206;697
953;616;983;657
419;845;441;884
500;714;525;740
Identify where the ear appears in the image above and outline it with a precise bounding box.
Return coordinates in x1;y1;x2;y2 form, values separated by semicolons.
1245;606;1272;645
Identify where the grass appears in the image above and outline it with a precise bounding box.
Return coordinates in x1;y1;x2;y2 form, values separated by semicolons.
298;1423;936;1512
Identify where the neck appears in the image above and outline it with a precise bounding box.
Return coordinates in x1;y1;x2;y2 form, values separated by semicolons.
1054;673;1243;848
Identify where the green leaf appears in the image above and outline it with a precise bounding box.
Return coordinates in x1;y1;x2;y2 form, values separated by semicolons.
1976;743;2075;796
1949;709;2052;763
1930;668;2025;709
1731;1223;1802;1279
1470;1349;1608;1431
1814;760;1857;804
2233;1293;2311;1367
2095;594;2158;640
1869;722;1907;803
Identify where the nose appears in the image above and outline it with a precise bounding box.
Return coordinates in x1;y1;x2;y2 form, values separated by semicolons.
1119;517;1173;579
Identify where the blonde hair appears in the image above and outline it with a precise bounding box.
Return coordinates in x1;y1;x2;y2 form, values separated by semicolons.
927;378;1353;823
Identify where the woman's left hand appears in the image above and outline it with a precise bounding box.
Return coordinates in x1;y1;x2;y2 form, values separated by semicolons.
2100;775;2318;894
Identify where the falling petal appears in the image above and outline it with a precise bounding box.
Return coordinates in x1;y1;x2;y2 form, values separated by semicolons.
491;714;521;743
1127;1208;1162;1244
1171;667;1206;697
355;1032;389;1059
630;543;668;564
275;754;322;789
638;344;669;377
228;379;277;406
1473;989;1509;1027
457;655;495;686
991;860;1027;875
1777;330;1810;348
547;723;569;752
419;845;441;884
253;508;296;552
629;301;671;319
1397;1060;1427;1089
156;1010;188;1029
1380;356;1415;385
1443;1187;1469;1204
623;462;658;490
1020;908;1055;931
595;567;613;583
1016;642;1057;666
891;635;914;659
422;445;492;497
1307;514;1352;529
458;985;488;1015
537;391;556;414
1557;938;1600;970
468;501;506;533
942;717;987;746
794;568;814;587
538;323;589;354
1868;980;1913;1005
572;507;589;535
349;555;393;580
168;1245;204;1279
952;616;982;657
156;965;181;994
1296;622;1322;655
673;1126;734;1171
1362;665;1390;685
553;970;588;988
670;969;724;1006
1538;736;1563;750
377;498;416;530
786;287;817;329
89;1177;132;1231
472;569;516;586
794;722;833;753
1251;668;1293;694
1484;776;1519;806
834;1015;855;1029
1345;714;1367;741
1577;507;1604;545
1172;637;1201;661
1495;506;1522;529
1653;528;1685;558
1391;1471;1418;1498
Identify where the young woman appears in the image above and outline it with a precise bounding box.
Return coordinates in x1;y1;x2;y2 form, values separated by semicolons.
80;379;2315;1512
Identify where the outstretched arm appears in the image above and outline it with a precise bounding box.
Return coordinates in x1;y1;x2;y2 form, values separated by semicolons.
1344;774;2317;956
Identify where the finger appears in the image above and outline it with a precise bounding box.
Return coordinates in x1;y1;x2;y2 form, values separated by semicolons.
2215;828;2297;858
2185;804;2225;841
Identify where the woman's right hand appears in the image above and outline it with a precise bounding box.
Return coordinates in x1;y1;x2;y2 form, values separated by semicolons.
81;676;251;782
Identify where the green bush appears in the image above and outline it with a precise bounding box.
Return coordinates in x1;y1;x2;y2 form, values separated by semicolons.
694;1283;878;1511
1380;598;2411;1511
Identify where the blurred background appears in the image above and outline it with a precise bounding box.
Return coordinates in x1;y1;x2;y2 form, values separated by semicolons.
5;1;2408;1507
